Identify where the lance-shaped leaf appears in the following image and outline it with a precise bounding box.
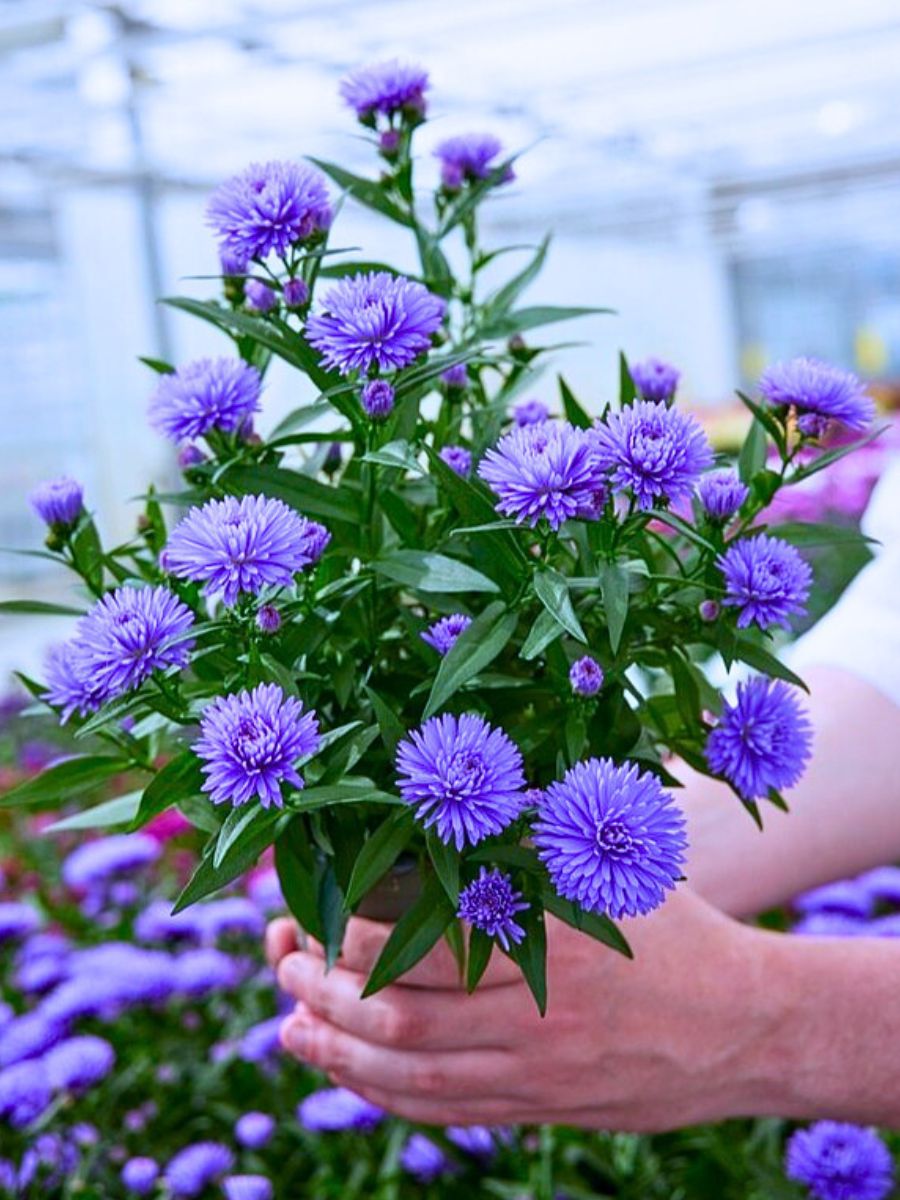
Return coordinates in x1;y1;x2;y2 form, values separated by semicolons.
375;550;500;595
509;899;548;1016
362;873;456;996
47;791;142;832
0;755;134;810
479;304;612;341
308;157;415;228
423;601;517;718
129;750;205;832
175;807;287;911
558;374;593;429
344;810;416;910
533;568;586;643
599;562;629;654
225;463;360;525
541;888;632;958
0;600;86;617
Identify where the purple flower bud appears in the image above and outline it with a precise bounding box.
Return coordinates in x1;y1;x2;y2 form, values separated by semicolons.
70;1122;100;1146
569;655;604;697
223;1175;274;1200
630;357;681;403
439;444;472;477
256;605;282;635
235;1111;276;1149
29;477;84;529
245;280;277;313
177;444;206;471
699;599;720;622
282;278;309;309
514;398;550;426
122;1157;160;1196
323;442;342;475
440;362;468;390
400;1133;453;1182
360;379;395;420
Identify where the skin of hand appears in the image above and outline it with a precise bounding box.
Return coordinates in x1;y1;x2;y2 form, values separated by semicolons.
270;891;794;1131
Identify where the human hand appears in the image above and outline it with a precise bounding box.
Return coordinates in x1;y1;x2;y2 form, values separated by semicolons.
269;890;780;1131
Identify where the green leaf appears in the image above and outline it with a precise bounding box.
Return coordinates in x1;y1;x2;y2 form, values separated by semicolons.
70;518;104;593
362;873;455;996
345;810;416;909
479;305;611;340
287;778;403;812
275;818;324;940
541;888;632;958
771;521;877;548
213;803;264;870
308;157;414;227
483;236;550;316
361;440;423;473
224;463;359;525
0;600;86;616
0;755;133;810
318;863;348;969
426;829;460;905
374;550;500;595
129;750;205;832
727;633;810;692
558;374;592;429
363;685;407;756
174;808;285;911
647;510;718;554
469;844;543;873
599;563;629;654
46;791;142;832
466;928;494;992
423;602;518;718
509;900;548;1016
138;355;175;374
519;609;563;661
533;568;586;643
739;417;768;484
790;424;887;483
619;351;637;407
415;227;453;296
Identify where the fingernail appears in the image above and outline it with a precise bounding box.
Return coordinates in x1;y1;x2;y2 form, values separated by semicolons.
283;1021;309;1057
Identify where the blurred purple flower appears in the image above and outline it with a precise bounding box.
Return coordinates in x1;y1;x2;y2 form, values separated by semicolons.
435;133;512;190
400;1134;453;1182
760;358;875;434
235;1111;276;1149
298;1086;385;1132
339;60;429;121
62;834;160;891
43;1035;115;1093
513;398;550;426
223;1176;274;1200
793;880;873;920
207;161;331;262
439;445;472;477
122;1157;160;1196
238;1016;284;1063
165;1143;235;1199
630;357;680;403
29;476;84;528
0;902;41;943
245;279;277;313
172;948;242;997
0;1058;52;1127
17;1131;78;1189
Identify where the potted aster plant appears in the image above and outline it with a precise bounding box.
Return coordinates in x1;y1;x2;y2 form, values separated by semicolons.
3;59;881;1012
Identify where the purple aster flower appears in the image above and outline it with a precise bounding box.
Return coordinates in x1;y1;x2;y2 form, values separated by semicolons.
441;362;468;390
718;534;812;629
43;1035;115;1093
245;279;277;313
77;586;195;702
786;1122;893;1200
165;1143;235;1199
591;399;713;510
0;902;41;943
62;834;160;890
206;161;331;263
148;358;261;444
0;1011;64;1069
235;1112;275;1150
870;914;900;938
400;1134;453;1182
162;494;329;606
173;948;241;997
238;1016;283;1063
134;900;201;944
760;358;875;434
446;1125;509;1159
29;476;84;528
194;897;265;941
857;866;900;907
224;1177;274;1200
479;421;601;531
360;379;395;420
256;603;282;634
194;683;320;808
0;1058;52;1127
306;272;445;376
247;867;283;912
339;60;429;122
396;713;526;850
705;677;812;802
439;444;472;477
514;398;550;426
0;1159;16;1194
697;468;749;521
569;655;604;697
282;277;309;308
630;357;681;403
45;943;174;1019
43;641;104;722
791;912;868;938
793;880;872;920
534;757;688;919
435;133;512;191
421;612;472;655
15;949;70;995
17;1132;78;1190
122;1157;160;1196
457;867;528;950
297;1087;385;1132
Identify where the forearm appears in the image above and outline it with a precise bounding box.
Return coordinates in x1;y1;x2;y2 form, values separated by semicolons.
678;667;900;917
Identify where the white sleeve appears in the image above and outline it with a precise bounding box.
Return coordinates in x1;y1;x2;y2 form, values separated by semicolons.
787;457;900;708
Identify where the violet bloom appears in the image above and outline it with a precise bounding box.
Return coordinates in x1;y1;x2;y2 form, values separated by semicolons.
705;677;812;803
17;1132;78;1190
447;1125;509;1159
592;399;713;510
857;866;900;907
457;867;528;951
441;362;468;390
718;534;812;630
630;357;681;403
194;897;265;941
697;468;749;522
793;880;872;920
223;1177;273;1200
435;133;512;191
121;1157;160;1196
339;60;429;122
256;603;282;634
162;494;329;606
42;641;104;723
400;1134;453;1183
760;357;875;434
43;1035;115;1093
360;379;395;420
282;277;309;308
569;655;604;697
534;757;688;919
0;1058;52;1127
134;899;201;944
396;713;526;850
194;683;320;808
75;585;195;702
479;421;601;530
177;444;206;471
148;357;261;444
0;1011;64;1069
238;1016;283;1063
421;613;472;655
173;948;241;997
306;272;445;376
0;902;41;943
29;477;84;528
245;279;277;313
0;1160;15;1194
514;398;550;426
207;161;331;263
297;1086;385;1132
785;1121;893;1200
235;1111;275;1149
62;834;160;890
439;444;472;477
165;1143;235;1199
